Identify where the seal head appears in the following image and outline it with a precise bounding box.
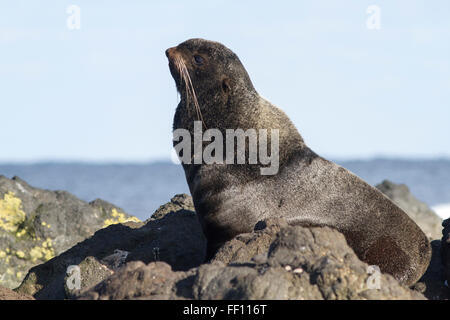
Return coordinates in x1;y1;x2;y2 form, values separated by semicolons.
166;38;256;104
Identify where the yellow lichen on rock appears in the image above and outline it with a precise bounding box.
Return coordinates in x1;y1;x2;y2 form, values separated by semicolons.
41;221;51;229
15;250;26;259
16;228;27;238
29;246;44;262
103;208;140;228
0;192;26;233
42;238;55;260
29;238;55;263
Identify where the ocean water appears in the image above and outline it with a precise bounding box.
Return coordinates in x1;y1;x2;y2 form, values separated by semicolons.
0;159;449;221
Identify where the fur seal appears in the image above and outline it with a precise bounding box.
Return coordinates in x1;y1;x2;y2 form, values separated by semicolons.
166;38;431;286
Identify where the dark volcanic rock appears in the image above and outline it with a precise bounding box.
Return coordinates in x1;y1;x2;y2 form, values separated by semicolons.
11;180;440;300
212;218;288;265
64;256;114;299
442;218;450;287
376;180;442;240
80;219;424;300
79;261;195;300
126;194;206;269
0;175;139;289
418;240;449;300
377;180;449;299
15;194;206;299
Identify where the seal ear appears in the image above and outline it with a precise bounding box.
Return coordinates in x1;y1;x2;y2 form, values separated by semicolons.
221;78;231;94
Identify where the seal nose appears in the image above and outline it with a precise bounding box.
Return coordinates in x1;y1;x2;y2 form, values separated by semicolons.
165;47;176;59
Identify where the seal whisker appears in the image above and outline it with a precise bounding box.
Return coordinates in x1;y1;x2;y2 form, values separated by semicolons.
177;58;207;129
174;57;193;119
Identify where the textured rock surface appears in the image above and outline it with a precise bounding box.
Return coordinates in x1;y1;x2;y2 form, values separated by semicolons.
0;285;34;300
15;194;206;299
418;240;449;300
8;179;446;300
80;219;424;300
442;218;450;286
376;180;449;299
64;256;114;299
377;180;442;240
0;175;140;289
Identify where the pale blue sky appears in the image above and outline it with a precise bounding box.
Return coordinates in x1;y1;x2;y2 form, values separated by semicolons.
1;0;449;162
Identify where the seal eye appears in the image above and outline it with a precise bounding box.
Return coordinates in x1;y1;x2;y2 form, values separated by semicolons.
193;55;204;65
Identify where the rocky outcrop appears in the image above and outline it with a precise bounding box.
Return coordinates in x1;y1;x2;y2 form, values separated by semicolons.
15;194;206;299
16;193;424;300
0;285;34;300
79;218;424;300
376;180;442;240
418;240;449;300
376;180;449;299
442;218;450;287
8;179;449;300
0;175;140;289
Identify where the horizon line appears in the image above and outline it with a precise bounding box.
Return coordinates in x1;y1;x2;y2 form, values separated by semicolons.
1;154;450;166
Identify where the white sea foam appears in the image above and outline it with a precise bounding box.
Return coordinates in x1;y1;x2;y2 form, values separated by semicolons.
432;203;450;220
